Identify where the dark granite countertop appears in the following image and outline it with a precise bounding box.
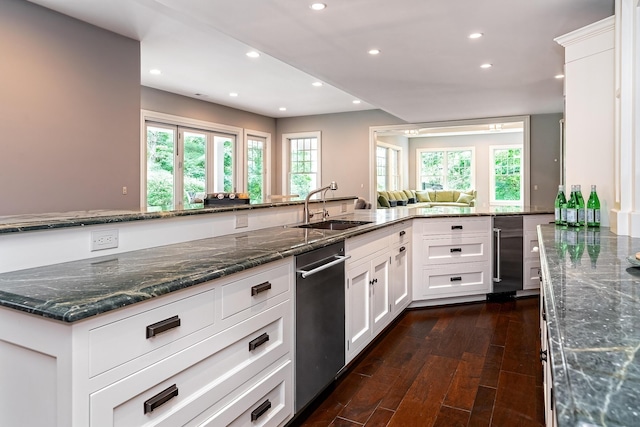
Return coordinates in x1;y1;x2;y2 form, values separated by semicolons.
538;224;640;427
0;205;552;324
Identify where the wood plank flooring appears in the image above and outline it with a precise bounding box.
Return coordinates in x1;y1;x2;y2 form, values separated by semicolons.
293;297;544;427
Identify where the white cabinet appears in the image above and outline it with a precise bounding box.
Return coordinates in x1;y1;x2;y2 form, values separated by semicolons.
523;214;554;290
412;217;492;300
539;272;556;427
0;258;294;427
389;222;411;314
345;229;392;363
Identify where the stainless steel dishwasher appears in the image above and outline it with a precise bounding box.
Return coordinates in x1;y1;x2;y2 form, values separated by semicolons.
295;241;349;413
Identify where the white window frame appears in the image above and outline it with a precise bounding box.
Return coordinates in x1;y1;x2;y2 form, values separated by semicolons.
281;131;321;197
415;147;476;191
489;144;524;205
376;142;403;191
244;129;271;203
141;110;244;210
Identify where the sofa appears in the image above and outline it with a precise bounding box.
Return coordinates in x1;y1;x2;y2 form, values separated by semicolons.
377;189;476;208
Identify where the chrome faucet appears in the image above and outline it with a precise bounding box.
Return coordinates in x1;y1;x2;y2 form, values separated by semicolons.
304;181;338;223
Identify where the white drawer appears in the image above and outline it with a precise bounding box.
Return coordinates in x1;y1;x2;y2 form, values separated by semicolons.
417;262;490;299
524;231;541;261
346;228;390;265
390;222;411;246
221;262;291;320
420;236;490;265
196;360;292;427
88;289;215;377
523;214;554;232
523;260;542;290
418;217;490;236
90;301;291;427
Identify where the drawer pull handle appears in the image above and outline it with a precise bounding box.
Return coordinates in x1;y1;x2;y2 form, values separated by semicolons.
399;230;406;236
451;225;463;230
146;315;181;339
251;399;272;421
450;248;462;253
540;349;548;362
450;276;462;282
249;332;270;351
399;246;406;253
144;384;178;414
251;281;272;296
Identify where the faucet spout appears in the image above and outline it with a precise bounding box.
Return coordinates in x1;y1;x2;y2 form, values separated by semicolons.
304;181;338;223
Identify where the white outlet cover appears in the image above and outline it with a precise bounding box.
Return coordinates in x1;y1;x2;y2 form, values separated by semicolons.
91;229;119;251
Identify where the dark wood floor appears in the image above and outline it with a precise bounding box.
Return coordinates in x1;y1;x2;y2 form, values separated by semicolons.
294;297;544;427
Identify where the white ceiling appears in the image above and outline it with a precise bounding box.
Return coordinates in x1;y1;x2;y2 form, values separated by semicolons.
28;0;613;122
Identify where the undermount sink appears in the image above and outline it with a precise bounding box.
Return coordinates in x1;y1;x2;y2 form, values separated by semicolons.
295;220;372;230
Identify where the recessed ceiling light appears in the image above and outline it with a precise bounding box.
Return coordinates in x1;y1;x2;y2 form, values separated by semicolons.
555;74;565;79
310;3;326;11
353;100;361;104
149;69;162;75
229;92;238;97
469;33;483;39
368;49;381;55
246;51;260;58
279;107;287;111
480;63;492;69
312;81;323;87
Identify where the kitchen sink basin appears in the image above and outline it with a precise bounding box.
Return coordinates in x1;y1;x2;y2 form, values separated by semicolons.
295;220;372;230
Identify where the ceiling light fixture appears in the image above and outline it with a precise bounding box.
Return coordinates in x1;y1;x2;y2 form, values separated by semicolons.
353;100;361;104
229;92;238;97
469;33;483;39
480;63;492;69
310;3;326;11
555;74;565;79
368;49;381;55
279;107;287;111
149;69;162;75
312;82;323;87
246;51;260;58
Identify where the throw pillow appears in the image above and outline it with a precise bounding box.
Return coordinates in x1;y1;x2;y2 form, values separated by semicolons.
456;193;475;204
402;190;414;199
436;190;455;202
415;190;431;202
378;194;391;208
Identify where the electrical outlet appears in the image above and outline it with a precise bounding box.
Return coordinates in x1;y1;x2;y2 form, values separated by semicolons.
235;214;248;229
91;229;119;251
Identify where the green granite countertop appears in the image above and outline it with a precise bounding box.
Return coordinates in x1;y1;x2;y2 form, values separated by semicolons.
0;205;552;323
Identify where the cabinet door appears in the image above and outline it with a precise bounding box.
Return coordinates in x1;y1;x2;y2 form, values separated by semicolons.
346;262;372;361
371;254;391;336
390;244;410;314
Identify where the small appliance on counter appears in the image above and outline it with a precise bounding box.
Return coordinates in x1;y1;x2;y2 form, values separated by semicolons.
203;193;250;206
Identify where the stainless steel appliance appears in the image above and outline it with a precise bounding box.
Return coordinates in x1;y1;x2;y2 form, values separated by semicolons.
492;215;524;294
295;241;349;412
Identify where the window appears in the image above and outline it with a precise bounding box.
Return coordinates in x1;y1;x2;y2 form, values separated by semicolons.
283;132;320;199
417;148;474;190
246;135;267;203
376;143;402;191
144;115;239;211
490;145;523;205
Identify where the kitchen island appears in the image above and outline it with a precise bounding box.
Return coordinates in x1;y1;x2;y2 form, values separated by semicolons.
0;203;552;427
538;224;640;427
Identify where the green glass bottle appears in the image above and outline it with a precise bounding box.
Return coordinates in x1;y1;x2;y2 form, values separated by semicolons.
554;185;567;225
566;185;578;227
587;185;601;227
576;184;586;227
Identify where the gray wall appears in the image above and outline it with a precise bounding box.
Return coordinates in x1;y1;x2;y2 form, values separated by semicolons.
530;113;563;207
276;110;405;201
0;0;140;215
277;113;562;208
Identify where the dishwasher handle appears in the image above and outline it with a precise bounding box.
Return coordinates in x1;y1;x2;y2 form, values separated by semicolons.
297;255;351;279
